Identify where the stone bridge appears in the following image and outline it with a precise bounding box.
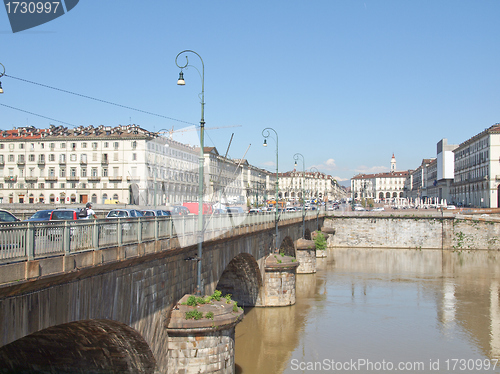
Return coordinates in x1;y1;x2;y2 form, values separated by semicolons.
0;215;323;373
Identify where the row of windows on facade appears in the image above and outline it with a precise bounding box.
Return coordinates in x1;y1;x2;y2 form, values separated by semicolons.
455;138;489;159
455;151;489;171
0;141;135;151
0;182;118;190
1;193;121;205
0;152;138;163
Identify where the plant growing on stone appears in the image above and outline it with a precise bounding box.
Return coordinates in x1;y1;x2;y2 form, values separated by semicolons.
185;310;204;320
232;301;239;312
205;311;214;320
211;290;222;301
225;294;232;303
186;295;198;307
314;231;327;250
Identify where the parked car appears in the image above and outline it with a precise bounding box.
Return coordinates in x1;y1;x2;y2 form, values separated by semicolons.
25;209;54;222
354;206;365;211
106;209;144;218
0;209;20;223
248;208;261;214
213;208;227;215
446;205;456;210
171;206;190;216
50;209;79;220
226;207;245;215
141;209;172;217
372;207;385;212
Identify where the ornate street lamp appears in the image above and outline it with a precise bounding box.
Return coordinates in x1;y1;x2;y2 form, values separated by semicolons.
262;128;279;253
175;50;205;295
294;153;305;238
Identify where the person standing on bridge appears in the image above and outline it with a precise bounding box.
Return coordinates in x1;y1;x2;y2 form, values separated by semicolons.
82;202;97;219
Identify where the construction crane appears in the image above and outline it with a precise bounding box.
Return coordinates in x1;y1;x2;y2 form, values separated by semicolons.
156;125;242;139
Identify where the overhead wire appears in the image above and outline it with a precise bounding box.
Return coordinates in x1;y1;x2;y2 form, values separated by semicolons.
4;74;198;126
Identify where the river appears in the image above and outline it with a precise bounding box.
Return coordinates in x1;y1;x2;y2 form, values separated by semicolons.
235;248;500;373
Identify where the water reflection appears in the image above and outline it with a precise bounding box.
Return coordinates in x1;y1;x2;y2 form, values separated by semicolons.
235;248;500;373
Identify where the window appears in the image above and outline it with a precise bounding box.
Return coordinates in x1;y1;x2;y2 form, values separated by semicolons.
49;154;55;162
60;143;66;148
81;154;87;163
104;142;109;148
60;183;65;188
38;183;44;189
132;141;137;149
19;143;24;149
113;142;119;149
59;154;66;163
70;168;77;177
40;143;45;149
102;168;108;177
60;168;66;177
81;168;87;177
29;154;35;162
132;153;137;161
114;153;119;161
70;154;77;162
92;142;98;149
82;142;87;148
91;168;98;177
71;143;76;150
8;155;14;162
49;168;55;177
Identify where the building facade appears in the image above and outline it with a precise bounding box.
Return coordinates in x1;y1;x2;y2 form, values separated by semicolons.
450;124;500;208
351;155;408;203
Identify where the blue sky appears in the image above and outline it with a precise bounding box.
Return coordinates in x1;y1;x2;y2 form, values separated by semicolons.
1;0;499;183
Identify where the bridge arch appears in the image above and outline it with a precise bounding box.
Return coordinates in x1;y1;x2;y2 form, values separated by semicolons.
0;319;155;373
216;253;262;307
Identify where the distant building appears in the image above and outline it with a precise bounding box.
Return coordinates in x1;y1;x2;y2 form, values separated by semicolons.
277;170;347;203
351;154;409;202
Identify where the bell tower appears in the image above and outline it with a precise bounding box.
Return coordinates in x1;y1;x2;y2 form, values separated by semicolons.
391;154;396;173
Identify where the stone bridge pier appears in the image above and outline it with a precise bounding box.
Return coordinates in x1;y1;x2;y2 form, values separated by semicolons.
0;217;323;373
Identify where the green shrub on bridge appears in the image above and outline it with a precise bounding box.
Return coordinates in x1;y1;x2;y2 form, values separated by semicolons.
314;231;327;250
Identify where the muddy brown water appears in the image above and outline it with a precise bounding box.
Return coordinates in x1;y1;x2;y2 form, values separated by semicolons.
235;248;500;373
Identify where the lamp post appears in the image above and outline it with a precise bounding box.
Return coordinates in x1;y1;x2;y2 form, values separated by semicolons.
310;167;320;229
294;153;306;238
0;63;5;94
176;50;205;295
262;128;279;253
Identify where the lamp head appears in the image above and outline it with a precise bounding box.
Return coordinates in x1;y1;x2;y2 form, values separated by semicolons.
177;71;185;86
0;81;3;94
294;160;297;168
263;139;267;147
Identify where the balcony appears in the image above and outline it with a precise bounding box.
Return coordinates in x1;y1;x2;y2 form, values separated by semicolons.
109;176;123;182
4;176;17;182
44;176;58;182
88;176;101;182
101;159;109;165
37;160;46;166
25;176;38;182
127;176;141;182
17;160;25;166
67;176;80;182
